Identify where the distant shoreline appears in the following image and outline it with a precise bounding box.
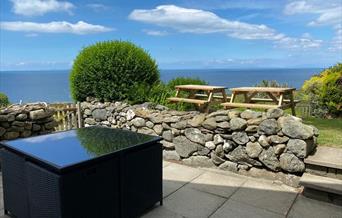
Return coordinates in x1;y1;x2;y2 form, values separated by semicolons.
1;68;322;103
0;67;323;73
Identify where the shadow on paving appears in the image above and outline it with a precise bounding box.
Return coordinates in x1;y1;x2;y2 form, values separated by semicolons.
0;164;341;218
141;163;342;218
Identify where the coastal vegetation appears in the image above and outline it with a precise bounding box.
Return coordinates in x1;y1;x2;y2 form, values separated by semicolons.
128;76;207;110
68;41;341;147
300;63;342;118
0;92;10;108
70;40;160;102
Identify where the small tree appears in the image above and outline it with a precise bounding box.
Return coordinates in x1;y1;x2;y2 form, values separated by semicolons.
0;92;10;108
70;40;160;102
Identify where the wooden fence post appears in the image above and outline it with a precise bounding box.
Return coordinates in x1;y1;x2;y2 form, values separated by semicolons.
77;102;83;128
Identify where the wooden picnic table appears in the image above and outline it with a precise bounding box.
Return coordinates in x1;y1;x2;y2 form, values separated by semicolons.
168;85;227;113
221;87;298;115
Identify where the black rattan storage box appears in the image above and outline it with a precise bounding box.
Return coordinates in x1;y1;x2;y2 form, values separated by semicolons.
0;126;162;218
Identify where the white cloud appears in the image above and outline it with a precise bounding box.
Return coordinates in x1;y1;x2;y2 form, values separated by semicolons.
143;29;168;36
129;5;322;49
284;0;342;51
276;36;323;49
329;24;342;51
86;3;109;12
182;0;279;11
0;21;113;34
129;5;283;40
25;33;39;37
284;0;342;26
10;0;74;16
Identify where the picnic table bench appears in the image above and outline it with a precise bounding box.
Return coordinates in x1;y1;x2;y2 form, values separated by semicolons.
168;85;227;113
221;87;298;115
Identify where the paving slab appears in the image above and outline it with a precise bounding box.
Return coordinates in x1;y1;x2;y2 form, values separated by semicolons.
300;173;342;195
164;186;225;218
210;199;285;218
141;205;185;218
186;171;247;198
163;163;204;197
287;195;342;218
305;146;342;169
163;161;173;168
230;179;299;216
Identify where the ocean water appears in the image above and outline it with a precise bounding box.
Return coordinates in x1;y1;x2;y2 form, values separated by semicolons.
0;68;321;103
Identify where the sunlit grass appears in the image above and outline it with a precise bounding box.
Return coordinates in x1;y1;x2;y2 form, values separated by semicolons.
303;117;342;148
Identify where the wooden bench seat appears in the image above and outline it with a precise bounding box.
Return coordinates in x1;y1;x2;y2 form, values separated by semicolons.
167;97;208;105
221;102;279;109
195;94;300;104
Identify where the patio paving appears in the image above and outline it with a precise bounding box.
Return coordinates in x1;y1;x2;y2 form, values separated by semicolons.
0;161;341;218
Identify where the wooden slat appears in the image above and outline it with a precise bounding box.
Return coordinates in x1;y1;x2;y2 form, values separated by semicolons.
231;87;295;92
250;98;300;103
195;94;300;103
168;97;208;105
221;102;278;109
195;94;230;99
175;84;227;91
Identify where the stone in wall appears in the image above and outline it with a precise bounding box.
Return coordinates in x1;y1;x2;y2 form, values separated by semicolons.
0;103;57;141
81;99;319;183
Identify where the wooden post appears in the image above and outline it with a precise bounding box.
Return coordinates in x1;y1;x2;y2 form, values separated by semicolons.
230;92;236;103
221;90;228;103
77;102;83;128
289;91;296;116
278;94;284;107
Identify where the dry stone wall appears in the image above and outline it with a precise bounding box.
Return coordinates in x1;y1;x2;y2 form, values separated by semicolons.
0;103;57;141
82;99;319;186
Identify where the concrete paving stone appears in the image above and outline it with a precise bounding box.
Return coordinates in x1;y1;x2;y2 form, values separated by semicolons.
163;161;173;168
305;146;342;169
230;179;298;216
164;186;225;218
210;199;285;218
287;195;342;218
163;163;204;197
300;173;342;195
141;205;185;218
186;171;247;198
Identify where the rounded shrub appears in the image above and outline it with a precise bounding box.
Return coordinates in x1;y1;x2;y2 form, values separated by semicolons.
70;40;160;101
0;92;10;108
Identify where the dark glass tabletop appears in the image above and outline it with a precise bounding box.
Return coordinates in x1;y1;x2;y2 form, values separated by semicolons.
1;126;161;170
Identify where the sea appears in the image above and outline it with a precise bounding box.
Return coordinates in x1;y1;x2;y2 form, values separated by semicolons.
0;68;322;104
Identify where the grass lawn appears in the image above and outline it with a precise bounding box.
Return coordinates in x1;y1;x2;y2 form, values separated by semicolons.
303;117;342;148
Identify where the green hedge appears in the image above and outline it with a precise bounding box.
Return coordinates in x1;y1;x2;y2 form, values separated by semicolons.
0;92;10;108
70;40;160;102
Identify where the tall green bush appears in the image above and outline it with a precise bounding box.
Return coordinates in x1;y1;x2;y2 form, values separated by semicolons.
301;63;342;117
0;92;10;108
70;40;160;102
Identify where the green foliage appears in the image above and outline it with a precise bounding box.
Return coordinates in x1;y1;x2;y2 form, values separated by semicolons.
0;92;10;108
70;40;160;102
255;80;288;88
127;77;208;111
167;77;207;89
254;80;289;99
301;63;342;117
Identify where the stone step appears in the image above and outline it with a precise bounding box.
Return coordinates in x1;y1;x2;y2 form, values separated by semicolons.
304;146;342;170
300;173;342;196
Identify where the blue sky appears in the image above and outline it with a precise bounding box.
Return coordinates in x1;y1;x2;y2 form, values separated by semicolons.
0;0;341;70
